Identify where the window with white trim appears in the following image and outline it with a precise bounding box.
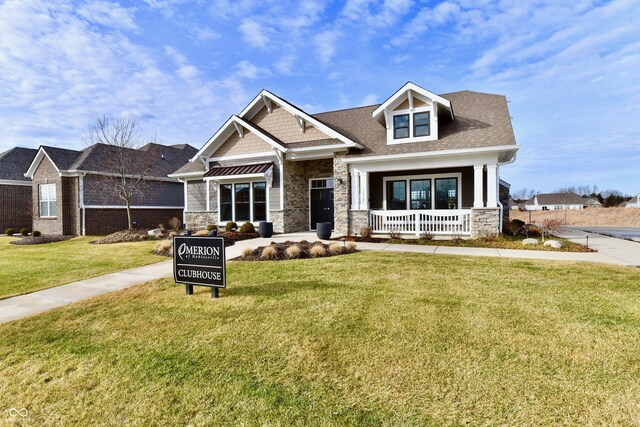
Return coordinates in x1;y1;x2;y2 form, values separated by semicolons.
392;111;431;141
383;174;461;210
219;181;267;223
39;183;57;217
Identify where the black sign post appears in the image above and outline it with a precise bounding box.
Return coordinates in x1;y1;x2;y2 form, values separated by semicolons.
173;236;226;298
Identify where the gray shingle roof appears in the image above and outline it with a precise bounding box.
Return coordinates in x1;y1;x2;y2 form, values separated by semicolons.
0;147;38;181
39;143;197;179
525;192;586;206
313;90;516;157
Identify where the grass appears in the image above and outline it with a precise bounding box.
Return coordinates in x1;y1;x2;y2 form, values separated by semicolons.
0;236;164;299
386;234;592;252
1;252;640;425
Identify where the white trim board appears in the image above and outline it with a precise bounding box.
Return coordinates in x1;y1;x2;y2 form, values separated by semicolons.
24;147;61;179
0;179;31;186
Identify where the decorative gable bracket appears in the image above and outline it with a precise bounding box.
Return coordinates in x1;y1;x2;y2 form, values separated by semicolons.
294;115;306;133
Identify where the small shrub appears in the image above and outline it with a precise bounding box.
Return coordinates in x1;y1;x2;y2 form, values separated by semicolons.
241;247;253;257
225;221;238;232
4;228;15;236
168;217;182;231
310;244;326;257
154;240;173;256
419;231;434;241
32;230;41;237
239;222;255;233
261;246;277;260
20;228;28;236
359;226;372;238
206;224;218;231
388;229;402;240
329;242;343;254
451;234;463;245
524;224;542;237
507;219;525;236
169;231;177;238
346;242;357;252
286;245;302;259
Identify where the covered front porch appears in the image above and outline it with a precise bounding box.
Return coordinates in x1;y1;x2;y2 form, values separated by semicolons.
344;153;507;237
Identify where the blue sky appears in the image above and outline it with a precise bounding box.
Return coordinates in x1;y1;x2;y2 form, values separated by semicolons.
1;0;639;194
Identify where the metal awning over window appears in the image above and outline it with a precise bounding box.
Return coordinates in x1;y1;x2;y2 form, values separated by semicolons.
203;162;274;186
204;162;272;178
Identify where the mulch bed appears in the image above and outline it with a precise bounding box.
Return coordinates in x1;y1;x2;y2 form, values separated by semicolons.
332;236;388;243
93;229;158;244
10;235;74;245
235;240;357;261
152;232;261;257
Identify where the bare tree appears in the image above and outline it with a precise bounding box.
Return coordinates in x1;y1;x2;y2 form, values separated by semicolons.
84;116;155;230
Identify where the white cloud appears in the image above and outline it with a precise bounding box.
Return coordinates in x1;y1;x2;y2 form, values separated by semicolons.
76;1;139;31
164;45;200;79
239;19;269;48
233;60;270;79
360;94;378;105
314;30;341;66
390;1;460;46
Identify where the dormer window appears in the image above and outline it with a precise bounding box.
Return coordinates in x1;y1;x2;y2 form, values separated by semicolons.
393;114;409;139
414;112;430;137
372;82;454;146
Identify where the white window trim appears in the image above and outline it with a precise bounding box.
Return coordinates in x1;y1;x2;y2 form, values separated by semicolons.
217;178;269;225
382;172;462;210
38;183;57;218
308;177;335;231
388;105;437;145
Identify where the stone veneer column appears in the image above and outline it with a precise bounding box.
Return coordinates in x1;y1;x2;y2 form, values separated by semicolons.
471;207;500;238
184;211;217;230
333;153;349;235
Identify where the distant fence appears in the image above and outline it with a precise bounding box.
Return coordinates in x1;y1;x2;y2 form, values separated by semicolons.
510;207;640;226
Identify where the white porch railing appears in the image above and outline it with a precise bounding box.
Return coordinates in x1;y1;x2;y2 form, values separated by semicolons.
370;209;472;236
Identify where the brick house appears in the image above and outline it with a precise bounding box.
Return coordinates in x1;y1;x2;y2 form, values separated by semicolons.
24;143;197;235
0;147;38;232
171;82;518;237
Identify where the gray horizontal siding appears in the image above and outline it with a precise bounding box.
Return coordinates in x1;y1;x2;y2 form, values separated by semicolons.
187;180;206;211
83;174;184;207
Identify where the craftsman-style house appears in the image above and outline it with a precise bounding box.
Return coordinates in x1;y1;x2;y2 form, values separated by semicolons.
171;82;518;237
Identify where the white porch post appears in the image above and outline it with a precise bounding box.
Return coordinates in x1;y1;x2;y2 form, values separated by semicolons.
205;179;210;211
350;169;360;210
359;171;369;209
486;163;498;207
473;164;484;208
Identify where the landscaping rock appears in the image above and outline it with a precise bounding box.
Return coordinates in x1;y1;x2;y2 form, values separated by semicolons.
544;240;563;249
147;228;163;236
522;238;539;245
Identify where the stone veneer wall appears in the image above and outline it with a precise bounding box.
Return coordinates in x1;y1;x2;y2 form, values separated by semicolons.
185;211;217;230
348;210;369;235
471;207;500;237
332;153;349;235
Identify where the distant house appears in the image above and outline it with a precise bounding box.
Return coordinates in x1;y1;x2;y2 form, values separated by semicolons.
24;143;196;235
620;193;640;208
508;197;520;210
584;198;602;208
0;147;37;232
524;192;588;211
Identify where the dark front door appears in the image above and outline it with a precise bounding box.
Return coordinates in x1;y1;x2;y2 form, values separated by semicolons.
310;179;334;230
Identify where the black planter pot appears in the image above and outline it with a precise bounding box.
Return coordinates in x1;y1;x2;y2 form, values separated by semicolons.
183;229;192;236
208;230;217;236
259;222;273;238
316;222;332;240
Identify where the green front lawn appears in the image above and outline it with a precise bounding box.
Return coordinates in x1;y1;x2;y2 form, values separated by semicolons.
1;252;639;425
0;236;164;299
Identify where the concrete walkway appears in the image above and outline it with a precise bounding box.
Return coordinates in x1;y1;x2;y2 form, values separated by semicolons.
557;227;640;267
1;231;636;324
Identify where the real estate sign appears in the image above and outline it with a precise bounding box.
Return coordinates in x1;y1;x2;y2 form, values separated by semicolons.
173;236;226;297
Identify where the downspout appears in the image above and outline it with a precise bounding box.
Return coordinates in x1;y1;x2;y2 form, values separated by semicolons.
79;172;86;236
497;152;517;233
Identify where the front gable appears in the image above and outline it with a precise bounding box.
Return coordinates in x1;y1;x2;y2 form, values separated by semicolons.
250;104;330;144
211;126;275;158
